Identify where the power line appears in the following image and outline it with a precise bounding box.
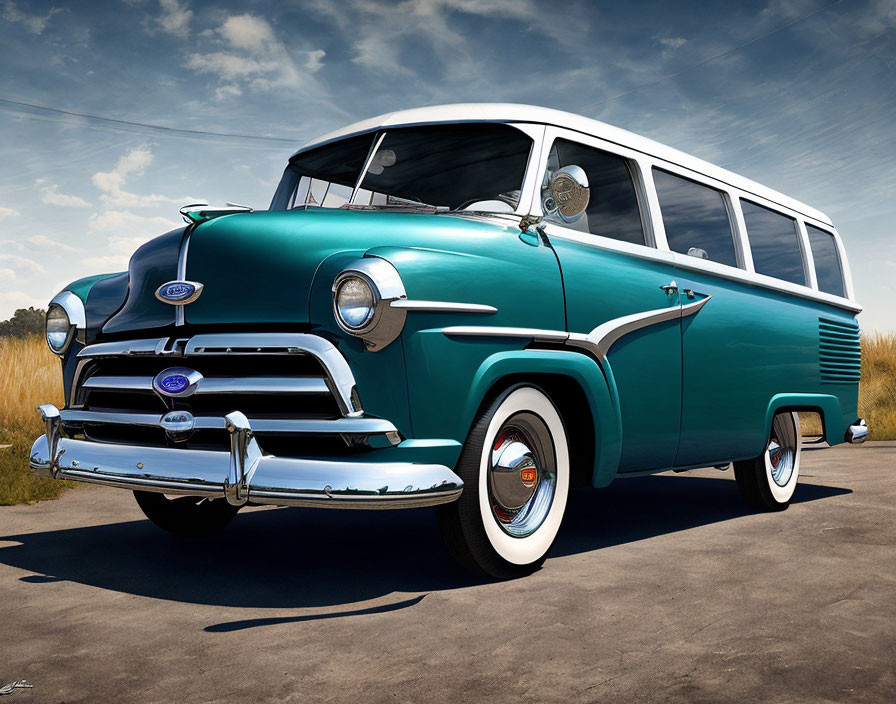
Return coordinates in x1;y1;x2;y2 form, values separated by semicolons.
575;0;846;113
0;96;303;145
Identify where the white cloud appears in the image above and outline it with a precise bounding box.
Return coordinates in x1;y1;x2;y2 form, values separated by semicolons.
0;206;19;220
39;183;91;208
218;13;273;51
81;233;167;272
0;268;16;282
88;210;180;234
0;290;47;319
0;253;44;275
26;234;79;252
184;13;325;93
158;0;192;38
658;36;687;50
1;1;61;35
91;146;191;208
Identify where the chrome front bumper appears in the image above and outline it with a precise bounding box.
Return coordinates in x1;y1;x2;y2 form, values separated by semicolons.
30;405;463;509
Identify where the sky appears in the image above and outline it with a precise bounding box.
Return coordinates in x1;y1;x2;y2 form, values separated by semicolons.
0;0;894;330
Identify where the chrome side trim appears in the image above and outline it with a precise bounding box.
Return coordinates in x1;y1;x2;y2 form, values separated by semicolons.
29;434;463;509
391;300;498;314
442;296;712;361
59;409;398;436
81;375;331;395
569;296;711;360
442;327;569;343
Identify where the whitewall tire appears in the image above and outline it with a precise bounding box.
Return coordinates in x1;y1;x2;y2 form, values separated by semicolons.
436;385;570;579
734;412;801;511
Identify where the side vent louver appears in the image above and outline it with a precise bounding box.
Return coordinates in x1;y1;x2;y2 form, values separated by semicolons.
818;317;861;384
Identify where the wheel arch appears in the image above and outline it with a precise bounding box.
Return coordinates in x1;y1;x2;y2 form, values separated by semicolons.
460;350;623;487
763;393;849;451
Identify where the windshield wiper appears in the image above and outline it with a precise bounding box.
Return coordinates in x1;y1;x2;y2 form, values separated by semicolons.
340;203;449;213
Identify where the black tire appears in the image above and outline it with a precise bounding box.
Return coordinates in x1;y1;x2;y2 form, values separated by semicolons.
734;412;801;512
436;385;570;580
133;491;240;536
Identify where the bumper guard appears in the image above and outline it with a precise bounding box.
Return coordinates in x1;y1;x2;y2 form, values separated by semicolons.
31;405;463;509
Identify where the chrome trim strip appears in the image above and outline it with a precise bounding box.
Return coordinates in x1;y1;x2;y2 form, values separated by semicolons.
78;338;169;358
81;375;331;395
59;409;398;435
175;229;191;326
390;300;498;314
442;327;569;343
442;297;712;361
569;296;711;360
29;434;462;509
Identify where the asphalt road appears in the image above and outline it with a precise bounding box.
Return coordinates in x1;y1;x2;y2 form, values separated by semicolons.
0;442;893;703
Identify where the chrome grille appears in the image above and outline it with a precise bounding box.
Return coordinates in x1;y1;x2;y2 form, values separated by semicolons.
63;333;398;453
818;317;861;384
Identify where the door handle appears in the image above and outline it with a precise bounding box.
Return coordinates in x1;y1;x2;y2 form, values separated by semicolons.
659;280;678;295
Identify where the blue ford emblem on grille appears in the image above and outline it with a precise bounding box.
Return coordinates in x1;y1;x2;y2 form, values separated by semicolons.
160;374;188;393
155;280;203;305
153;367;202;397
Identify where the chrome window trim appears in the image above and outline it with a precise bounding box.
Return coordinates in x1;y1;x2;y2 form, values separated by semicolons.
543;223;861;313
390;300;497;314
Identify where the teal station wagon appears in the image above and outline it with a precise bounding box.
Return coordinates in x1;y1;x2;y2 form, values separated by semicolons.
31;104;867;578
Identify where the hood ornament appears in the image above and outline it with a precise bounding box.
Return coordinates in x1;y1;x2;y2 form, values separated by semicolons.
179;202;253;224
156;280;204;305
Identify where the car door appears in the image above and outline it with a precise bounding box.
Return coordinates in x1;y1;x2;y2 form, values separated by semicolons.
537;129;683;472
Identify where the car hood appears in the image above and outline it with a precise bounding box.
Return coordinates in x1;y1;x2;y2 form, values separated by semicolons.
102;208;517;334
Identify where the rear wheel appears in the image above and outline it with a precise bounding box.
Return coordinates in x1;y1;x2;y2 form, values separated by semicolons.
133;491;240;536
436;385;570;579
734;412;801;511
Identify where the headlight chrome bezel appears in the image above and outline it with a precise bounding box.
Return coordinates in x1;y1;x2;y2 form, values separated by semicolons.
332;258;407;351
45;290;86;356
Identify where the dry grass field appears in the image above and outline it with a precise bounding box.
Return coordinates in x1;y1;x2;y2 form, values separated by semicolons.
0;335;71;504
1;333;894;505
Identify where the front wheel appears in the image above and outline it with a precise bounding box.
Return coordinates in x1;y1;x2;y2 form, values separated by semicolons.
133;491;240;536
734;412;801;511
436;385;570;579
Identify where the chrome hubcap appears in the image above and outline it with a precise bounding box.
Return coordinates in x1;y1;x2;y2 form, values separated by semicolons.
767;415;797;487
488;413;556;537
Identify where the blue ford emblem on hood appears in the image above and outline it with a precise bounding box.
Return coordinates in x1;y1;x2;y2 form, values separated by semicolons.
155;280;204;305
153;367;202;397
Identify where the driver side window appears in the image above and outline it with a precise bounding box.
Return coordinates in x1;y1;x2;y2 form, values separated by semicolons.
544;139;647;245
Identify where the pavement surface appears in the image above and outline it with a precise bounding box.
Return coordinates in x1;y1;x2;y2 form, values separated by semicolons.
0;442;893;703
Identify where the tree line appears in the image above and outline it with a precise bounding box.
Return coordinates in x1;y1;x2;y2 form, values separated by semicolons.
0;308;45;338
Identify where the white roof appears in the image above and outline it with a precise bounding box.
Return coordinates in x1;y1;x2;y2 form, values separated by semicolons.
296;103;832;226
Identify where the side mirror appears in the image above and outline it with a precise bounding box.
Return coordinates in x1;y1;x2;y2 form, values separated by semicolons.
543;165;590;223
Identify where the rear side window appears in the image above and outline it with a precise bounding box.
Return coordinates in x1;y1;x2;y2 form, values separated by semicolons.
653;169;738;267
806;225;845;297
741;200;806;285
547;139;646;245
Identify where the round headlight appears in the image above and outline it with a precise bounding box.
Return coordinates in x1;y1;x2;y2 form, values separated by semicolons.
46;303;72;354
334;275;376;330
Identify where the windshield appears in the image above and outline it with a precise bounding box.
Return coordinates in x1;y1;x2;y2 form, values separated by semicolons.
269;123;532;213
